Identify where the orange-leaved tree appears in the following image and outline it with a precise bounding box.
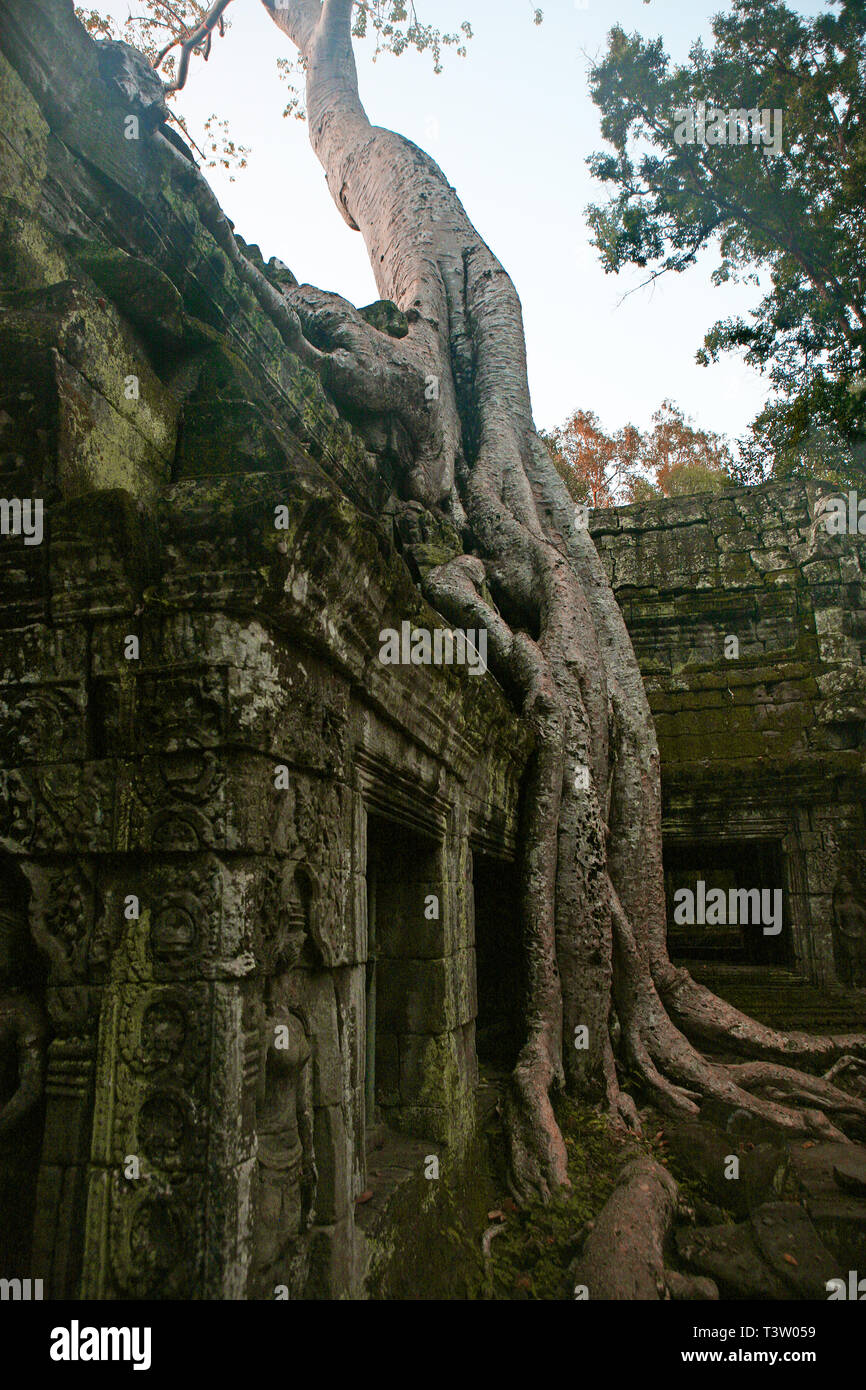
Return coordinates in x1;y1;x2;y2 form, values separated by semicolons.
546;401;733;508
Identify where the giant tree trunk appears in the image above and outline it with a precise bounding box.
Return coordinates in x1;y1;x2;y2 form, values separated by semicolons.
256;0;866;1202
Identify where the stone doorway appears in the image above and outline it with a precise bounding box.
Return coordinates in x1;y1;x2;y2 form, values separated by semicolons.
472;852;524;1072
664;838;792;966
364;813;443;1142
0;856;47;1280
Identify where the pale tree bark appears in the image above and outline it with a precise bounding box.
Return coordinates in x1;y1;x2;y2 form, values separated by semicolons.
571;1156;711;1300
248;0;866;1202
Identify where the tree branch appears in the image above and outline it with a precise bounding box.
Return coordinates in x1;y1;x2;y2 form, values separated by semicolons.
156;0;235;93
319;0;353;42
261;0;322;57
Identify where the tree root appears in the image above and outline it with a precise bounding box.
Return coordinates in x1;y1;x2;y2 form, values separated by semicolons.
504;1042;570;1206
481;1222;506;1263
656;963;866;1071
824;1055;866;1087
722;1060;866;1127
609;882;858;1144
571;1156;682;1300
153;0;235;94
256;0;866;1212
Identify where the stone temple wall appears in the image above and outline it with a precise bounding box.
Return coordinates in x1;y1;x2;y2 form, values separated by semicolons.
0;0;529;1299
590;484;866;986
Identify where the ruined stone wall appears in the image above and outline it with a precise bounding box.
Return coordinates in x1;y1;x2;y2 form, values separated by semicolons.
0;0;530;1300
3;0;863;1308
590;482;866;986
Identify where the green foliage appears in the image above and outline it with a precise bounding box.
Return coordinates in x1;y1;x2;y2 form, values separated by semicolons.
586;0;866;485
485;1102;625;1299
351;2;472;69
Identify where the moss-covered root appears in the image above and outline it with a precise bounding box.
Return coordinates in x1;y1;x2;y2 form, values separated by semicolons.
572;1155;718;1300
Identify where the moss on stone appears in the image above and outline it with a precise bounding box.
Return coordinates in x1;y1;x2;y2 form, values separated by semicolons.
68;240;185;357
358;300;409;339
367;1099;646;1301
0;50;49;208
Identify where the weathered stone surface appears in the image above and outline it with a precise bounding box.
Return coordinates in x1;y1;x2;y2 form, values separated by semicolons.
788;1140;866;1265
676;1202;837;1299
662;1118;787;1218
0;0;531;1300
4;0;865;1304
591;482;866;986
833;1153;866;1197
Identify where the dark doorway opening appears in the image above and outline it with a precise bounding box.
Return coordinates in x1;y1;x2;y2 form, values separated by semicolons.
364;813;442;1139
0;855;47;1279
472;852;524;1071
664;839;791;965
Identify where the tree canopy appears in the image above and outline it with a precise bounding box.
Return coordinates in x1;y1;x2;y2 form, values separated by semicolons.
586;0;866;487
545;401;733;508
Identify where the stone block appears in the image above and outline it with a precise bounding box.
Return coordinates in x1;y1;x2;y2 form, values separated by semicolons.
376;957;447;1034
313;1103;352;1224
305;1218;360;1299
300;974;343;1107
375;1031;400;1109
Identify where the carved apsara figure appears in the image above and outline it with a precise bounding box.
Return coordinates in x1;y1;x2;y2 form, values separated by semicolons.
0;885;47;1276
249;922;316;1299
833;874;866;987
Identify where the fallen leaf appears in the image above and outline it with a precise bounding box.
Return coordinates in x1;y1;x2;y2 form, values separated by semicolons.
355;1190;373;1204
782;1254;798;1266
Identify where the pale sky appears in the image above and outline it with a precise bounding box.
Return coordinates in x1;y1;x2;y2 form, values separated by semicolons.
93;0;828;443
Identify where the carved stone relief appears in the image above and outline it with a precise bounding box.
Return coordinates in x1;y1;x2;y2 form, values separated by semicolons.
0;859;47;1276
